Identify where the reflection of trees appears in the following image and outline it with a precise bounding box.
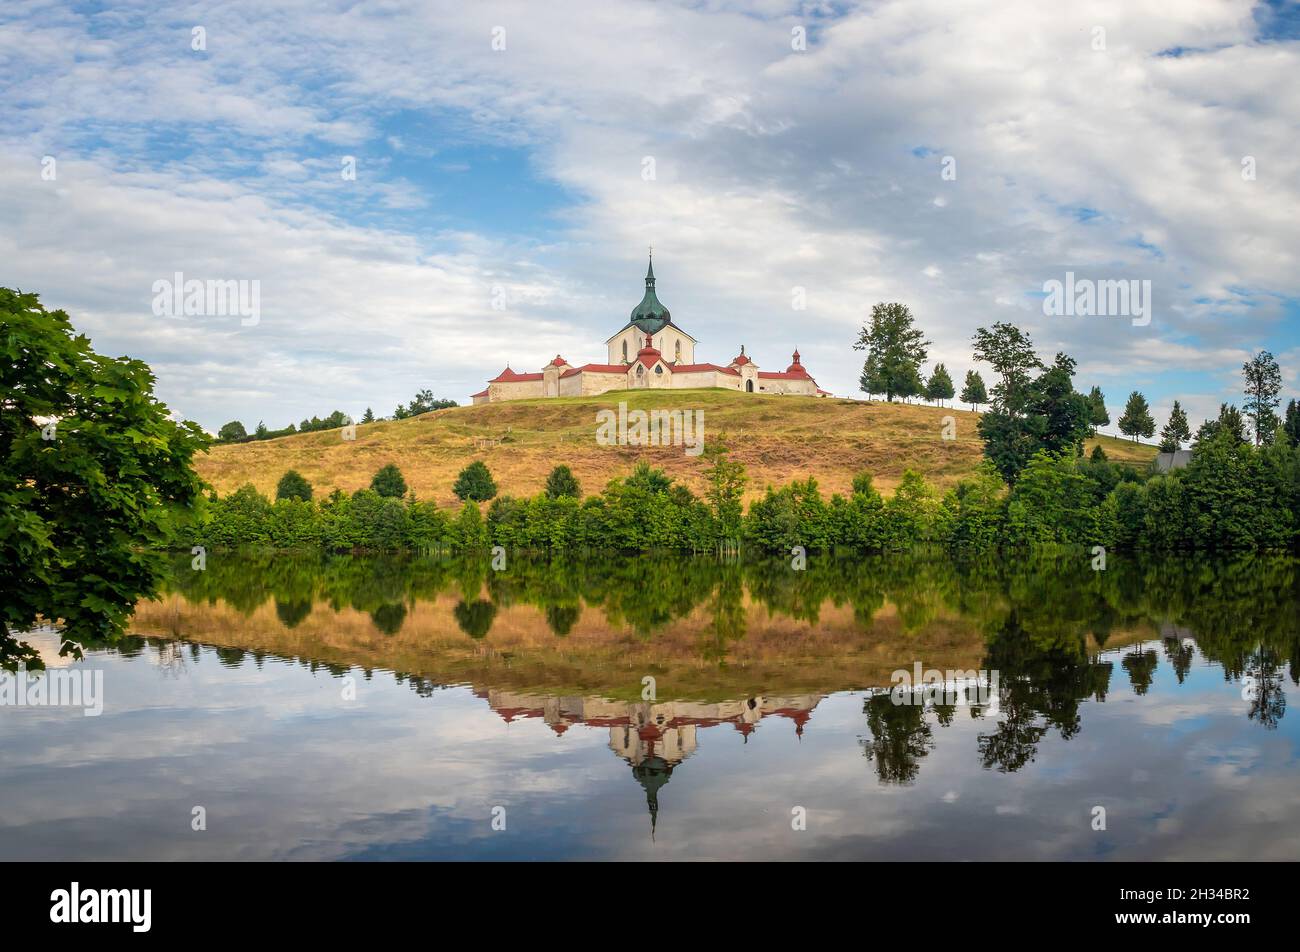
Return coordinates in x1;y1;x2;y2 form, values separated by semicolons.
860;693;934;785
1245;649;1288;729
215;646;246;668
544;603;580;636
973;610;1113;773
453;600;497;639
697;561;746;663
1121;649;1159;696
153;549;1300;744
275;599;312;629
1163;636;1195;683
369;602;407;636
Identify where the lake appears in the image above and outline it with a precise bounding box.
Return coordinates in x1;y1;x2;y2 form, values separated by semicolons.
2;551;1297;860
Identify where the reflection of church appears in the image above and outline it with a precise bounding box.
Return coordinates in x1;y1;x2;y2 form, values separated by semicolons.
471;256;828;404
479;689;823;836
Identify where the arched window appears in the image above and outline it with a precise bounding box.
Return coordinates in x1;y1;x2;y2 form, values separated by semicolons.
654;364;663;375
622;340;628;361
746;379;754;392
675;340;681;361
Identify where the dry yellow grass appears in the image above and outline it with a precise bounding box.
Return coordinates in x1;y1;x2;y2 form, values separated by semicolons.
197;389;1158;508
131;590;1152;701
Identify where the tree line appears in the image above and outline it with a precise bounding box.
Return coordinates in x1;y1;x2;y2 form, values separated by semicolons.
854;302;1295;453
188;422;1299;553
214;390;458;444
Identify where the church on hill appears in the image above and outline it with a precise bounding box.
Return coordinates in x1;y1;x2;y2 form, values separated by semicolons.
471;256;828;404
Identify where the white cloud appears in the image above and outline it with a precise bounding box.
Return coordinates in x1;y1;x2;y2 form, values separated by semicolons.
1;0;1296;428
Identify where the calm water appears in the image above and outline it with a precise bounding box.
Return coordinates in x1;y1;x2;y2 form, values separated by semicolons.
2;552;1298;860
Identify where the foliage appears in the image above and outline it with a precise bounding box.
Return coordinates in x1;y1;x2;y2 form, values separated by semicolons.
544;464;581;500
1285;398;1300;448
453;460;498;502
217;420;247;443
972;322;1042;411
960;370;987;410
854;302;931;402
1086;386;1109;433
394;389;457;420
1;287;208;667
276;469;313;502
976;353;1091;483
187;440;1299;555
217;410;350;444
1159;400;1191;452
1194;403;1247;449
1118;391;1155;443
924;363;955;405
1242;350;1282;445
371;463;409;498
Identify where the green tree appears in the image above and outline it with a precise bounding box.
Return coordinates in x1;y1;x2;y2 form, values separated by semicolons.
395;390;457;419
1159;400;1191;452
1086;387;1109;434
1118;391;1155;443
1;288;207;667
1243;350;1282;445
453;460;498;501
371;463;408;498
544;464;581;500
960;370;988;411
924;363;955;406
1028;354;1092;457
1194;403;1248;449
1284;398;1300;447
976;353;1090;482
217;420;247;443
276;469;313;501
972;322;1042;412
361;407;375;424
702;438;747;550
854;302;931;402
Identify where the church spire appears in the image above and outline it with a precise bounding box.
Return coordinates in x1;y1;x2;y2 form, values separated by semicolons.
630;251;670;335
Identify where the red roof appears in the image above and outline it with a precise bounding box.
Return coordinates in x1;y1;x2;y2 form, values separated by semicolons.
674;362;740;376
783;349;811;376
732;353;751;366
635;334;664;368
488;367;543;383
562;363;629;377
469;388;488;398
758;370;814;380
548;355;568;367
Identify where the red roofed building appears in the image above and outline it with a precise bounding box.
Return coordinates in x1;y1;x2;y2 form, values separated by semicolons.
472;256;826;403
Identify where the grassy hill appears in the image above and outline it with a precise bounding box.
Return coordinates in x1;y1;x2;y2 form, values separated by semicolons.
198;389;1158;508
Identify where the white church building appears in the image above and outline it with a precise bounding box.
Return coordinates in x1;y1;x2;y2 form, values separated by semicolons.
471;257;827;404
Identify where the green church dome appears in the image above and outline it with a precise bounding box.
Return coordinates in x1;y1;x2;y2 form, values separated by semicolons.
630;256;671;335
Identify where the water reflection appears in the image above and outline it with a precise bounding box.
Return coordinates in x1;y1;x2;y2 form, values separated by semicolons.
126;550;1300;783
3;551;1297;860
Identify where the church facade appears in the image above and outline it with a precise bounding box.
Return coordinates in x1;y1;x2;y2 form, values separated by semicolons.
471;257;827;404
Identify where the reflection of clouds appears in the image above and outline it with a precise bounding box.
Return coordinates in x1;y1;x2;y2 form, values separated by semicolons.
2;635;1299;860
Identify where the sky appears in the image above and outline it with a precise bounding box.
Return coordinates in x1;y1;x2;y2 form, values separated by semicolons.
2;0;1298;435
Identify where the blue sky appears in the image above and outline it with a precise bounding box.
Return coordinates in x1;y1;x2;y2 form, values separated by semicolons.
2;0;1298;434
